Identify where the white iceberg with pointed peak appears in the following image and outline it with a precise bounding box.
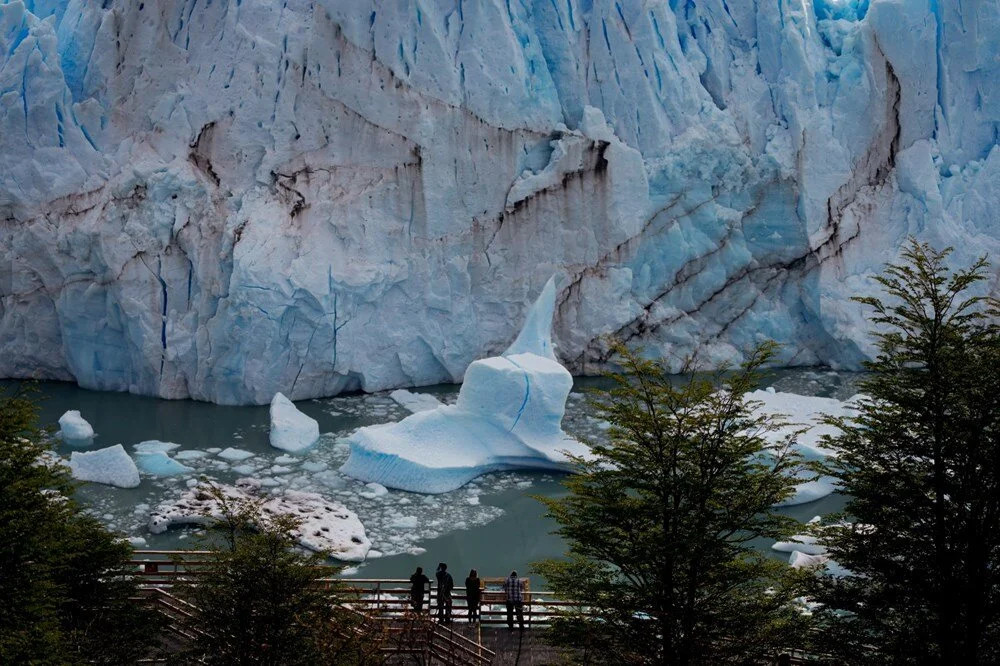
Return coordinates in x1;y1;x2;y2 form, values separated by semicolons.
341;277;589;493
269;393;320;452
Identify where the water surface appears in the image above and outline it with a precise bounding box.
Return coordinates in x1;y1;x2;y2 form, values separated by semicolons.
2;368;857;582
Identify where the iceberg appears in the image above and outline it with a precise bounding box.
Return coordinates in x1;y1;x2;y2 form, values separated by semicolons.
58;411;94;445
269;393;320;452
341;277;589;493
69;444;140;489
148;479;371;561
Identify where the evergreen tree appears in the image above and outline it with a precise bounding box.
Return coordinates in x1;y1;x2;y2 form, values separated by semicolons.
0;384;159;664
181;487;385;665
534;343;813;665
812;240;1000;664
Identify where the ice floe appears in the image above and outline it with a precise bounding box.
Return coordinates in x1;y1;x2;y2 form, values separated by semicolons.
148;478;371;561
389;389;444;413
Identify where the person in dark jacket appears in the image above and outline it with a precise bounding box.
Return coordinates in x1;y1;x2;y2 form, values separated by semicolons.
465;569;481;623
435;563;454;623
409;566;430;613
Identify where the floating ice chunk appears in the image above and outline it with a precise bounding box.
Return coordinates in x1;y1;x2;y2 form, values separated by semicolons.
174;449;208;460
58;410;94;444
389;389;444;413
128;536;148;548
231;464;257;475
390;515;418;529
747;389;861;505
274;454;298;464
341;277;589;493
772;532;825;556
136;451;193;476
134;440;181;454
148;479;371;561
69;445;140;488
360;482;389;499
269;393;320;452
218;447;254;461
303;461;328;472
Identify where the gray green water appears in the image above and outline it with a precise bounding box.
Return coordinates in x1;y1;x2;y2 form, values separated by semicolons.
3;368;857;582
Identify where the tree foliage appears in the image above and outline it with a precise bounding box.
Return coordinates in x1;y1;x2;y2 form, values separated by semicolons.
0;383;159;664
812;240;1000;664
180;487;386;665
534;343;813;665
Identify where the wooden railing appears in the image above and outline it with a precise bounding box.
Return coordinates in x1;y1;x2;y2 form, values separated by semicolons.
129;551;581;628
129;551;824;664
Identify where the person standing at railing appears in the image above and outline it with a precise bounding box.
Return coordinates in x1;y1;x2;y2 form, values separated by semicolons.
409;566;430;613
465;569;481;623
503;570;525;630
435;562;454;623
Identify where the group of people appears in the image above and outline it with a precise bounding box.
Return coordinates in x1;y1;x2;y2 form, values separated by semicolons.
409;564;527;630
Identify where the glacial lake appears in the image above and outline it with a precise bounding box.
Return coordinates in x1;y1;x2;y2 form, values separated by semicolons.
3;369;856;582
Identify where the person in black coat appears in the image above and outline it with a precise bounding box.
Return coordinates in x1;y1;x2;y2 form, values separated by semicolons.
435;562;454;623
465;569;482;623
409;566;430;613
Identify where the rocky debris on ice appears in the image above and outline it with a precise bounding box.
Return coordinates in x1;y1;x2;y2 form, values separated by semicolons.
389;389;443;413
69;445;140;488
269;393;320;452
341;277;590;493
58;411;94;444
148;478;371;561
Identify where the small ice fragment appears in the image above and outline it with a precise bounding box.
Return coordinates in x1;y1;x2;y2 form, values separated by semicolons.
218;447;254;461
390;515;418;529
174;449;208;460
134;440;180;454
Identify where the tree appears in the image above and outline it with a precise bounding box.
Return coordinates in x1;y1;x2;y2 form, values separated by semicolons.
0;383;159;664
811;240;1000;664
534;342;814;665
180;487;386;665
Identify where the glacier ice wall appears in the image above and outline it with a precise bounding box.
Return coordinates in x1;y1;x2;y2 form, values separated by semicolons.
1;0;998;404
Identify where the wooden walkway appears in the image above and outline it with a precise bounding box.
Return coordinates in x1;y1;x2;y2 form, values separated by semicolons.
129;550;817;665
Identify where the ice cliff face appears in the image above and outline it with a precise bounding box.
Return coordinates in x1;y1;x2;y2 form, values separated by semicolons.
1;0;998;404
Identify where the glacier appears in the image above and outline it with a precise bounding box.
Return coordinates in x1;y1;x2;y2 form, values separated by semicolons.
1;0;998;405
340;276;589;493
